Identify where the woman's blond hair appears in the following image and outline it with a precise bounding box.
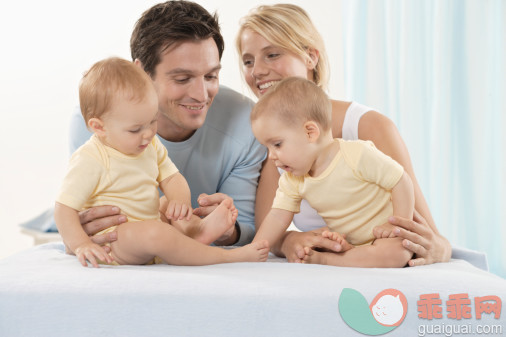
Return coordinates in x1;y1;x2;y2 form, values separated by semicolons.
236;4;329;91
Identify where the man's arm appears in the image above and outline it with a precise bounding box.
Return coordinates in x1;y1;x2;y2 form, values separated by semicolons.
191;87;267;246
213;135;267;246
69;106;93;154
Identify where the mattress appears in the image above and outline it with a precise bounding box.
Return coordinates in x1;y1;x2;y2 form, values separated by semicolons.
0;242;504;337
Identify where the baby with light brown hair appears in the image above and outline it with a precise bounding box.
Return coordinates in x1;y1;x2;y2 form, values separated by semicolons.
252;77;414;267
55;57;269;267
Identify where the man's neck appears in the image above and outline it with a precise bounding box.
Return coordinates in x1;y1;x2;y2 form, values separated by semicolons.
156;117;197;143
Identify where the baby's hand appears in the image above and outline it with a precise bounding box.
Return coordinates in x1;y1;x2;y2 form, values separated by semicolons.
373;223;397;239
74;242;113;268
165;200;193;221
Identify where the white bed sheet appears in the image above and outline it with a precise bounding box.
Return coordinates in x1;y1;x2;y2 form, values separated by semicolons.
1;242;505;337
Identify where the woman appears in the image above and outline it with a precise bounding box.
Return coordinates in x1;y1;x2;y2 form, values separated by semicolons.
236;4;451;266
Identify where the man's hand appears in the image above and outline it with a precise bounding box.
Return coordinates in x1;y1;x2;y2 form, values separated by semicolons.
194;193;239;246
64;205;125;255
79;205;126;243
193;193;232;217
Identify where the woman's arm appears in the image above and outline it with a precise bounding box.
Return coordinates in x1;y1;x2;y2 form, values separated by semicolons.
358;111;451;264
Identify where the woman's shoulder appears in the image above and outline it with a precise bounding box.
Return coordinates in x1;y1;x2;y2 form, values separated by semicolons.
334;100;380;140
356;108;407;162
358;109;399;141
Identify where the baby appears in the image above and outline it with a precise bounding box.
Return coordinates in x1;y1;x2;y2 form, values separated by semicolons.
251;77;413;268
55;57;268;267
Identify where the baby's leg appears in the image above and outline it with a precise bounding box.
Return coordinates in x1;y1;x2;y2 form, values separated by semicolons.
321;231;354;252
110;220;269;265
301;247;332;266
171;199;237;245
302;238;412;268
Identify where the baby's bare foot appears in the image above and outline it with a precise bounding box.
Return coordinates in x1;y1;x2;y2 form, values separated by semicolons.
302;247;326;265
321;231;354;252
229;240;270;262
195;199;237;245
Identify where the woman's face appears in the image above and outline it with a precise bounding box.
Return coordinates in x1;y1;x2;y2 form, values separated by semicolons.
239;29;314;98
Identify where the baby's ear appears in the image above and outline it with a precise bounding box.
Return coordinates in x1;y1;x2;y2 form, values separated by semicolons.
88;117;106;136
307;48;320;70
303;121;320;143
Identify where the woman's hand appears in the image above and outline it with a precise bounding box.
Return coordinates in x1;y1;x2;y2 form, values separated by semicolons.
278;227;345;263
79;205;126;244
390;209;452;266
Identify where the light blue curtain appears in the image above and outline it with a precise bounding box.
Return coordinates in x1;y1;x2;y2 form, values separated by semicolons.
340;0;505;277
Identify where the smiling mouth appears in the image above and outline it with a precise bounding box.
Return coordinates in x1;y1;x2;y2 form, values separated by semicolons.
258;80;280;91
180;104;205;111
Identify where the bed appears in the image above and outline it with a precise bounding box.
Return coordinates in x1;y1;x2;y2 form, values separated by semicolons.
0;242;504;337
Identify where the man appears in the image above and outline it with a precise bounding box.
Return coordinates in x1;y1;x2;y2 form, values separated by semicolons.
71;1;266;246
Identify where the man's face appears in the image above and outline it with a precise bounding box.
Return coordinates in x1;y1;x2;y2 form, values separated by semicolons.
150;38;221;142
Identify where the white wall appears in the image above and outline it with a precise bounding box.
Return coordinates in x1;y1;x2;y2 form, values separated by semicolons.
0;0;343;258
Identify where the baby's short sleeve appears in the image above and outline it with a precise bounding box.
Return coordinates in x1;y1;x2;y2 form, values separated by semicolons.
345;140;404;190
271;172;303;213
56;147;105;211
